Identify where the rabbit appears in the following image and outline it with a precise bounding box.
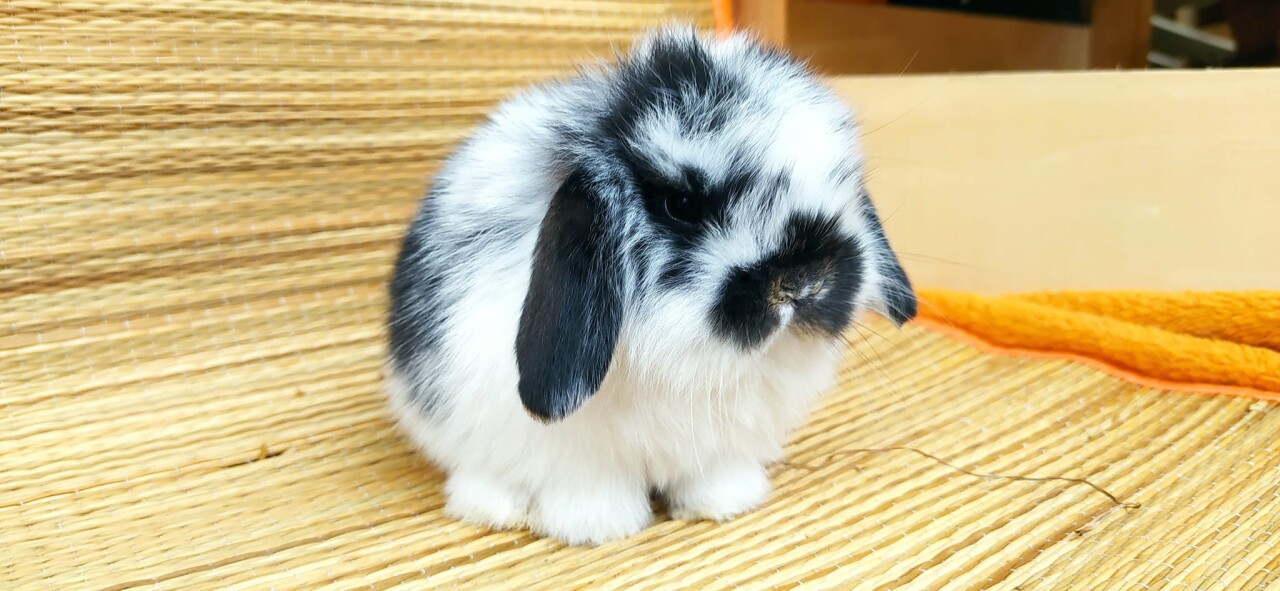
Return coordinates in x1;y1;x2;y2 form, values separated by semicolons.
383;25;917;547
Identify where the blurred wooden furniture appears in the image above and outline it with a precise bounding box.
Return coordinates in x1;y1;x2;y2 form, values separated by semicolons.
734;0;1153;73
1149;0;1280;66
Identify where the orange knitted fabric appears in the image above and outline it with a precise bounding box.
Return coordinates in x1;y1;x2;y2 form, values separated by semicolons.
712;0;734;34
914;290;1280;402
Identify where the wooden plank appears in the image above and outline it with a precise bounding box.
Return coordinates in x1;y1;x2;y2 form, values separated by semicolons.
829;69;1280;292
1090;0;1155;68
784;2;1090;74
732;0;789;46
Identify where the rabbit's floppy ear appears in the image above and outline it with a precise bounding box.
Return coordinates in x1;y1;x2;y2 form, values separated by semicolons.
859;190;917;326
516;166;625;422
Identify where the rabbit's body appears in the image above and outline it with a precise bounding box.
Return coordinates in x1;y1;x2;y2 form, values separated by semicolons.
385;328;838;545
386;27;916;545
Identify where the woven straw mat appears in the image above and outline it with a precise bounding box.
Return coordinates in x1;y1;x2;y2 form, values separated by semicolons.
4;1;1280;589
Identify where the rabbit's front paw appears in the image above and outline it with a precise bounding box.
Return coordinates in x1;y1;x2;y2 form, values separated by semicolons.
531;483;652;546
443;471;529;530
667;463;771;522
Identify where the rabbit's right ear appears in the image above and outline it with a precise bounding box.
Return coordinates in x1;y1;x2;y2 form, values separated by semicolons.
515;167;625;423
859;190;917;326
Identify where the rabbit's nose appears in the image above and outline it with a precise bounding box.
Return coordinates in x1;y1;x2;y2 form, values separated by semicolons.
769;272;826;306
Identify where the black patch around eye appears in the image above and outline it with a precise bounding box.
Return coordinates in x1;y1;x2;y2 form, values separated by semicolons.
647;165;778;291
663;192;704;225
637;165;719;231
659;166;713;225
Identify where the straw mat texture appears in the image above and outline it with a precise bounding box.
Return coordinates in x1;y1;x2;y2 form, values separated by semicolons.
9;321;1280;589
4;1;1279;589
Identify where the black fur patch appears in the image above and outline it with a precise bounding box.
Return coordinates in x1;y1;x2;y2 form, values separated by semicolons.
858;196;917;325
595;33;739;291
658;256;698;289
639;166;752;235
590;33;807;293
454;215;524;252
714;264;783;349
646;165;776;290
387;191;451;416
516;168;624;422
712;212;863;349
387;185;526;417
599;31;745;165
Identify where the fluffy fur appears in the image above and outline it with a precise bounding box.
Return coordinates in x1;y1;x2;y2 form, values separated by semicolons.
385;25;917;546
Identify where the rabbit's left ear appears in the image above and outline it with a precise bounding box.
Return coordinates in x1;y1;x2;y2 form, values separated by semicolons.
516;167;625;422
859;191;917;326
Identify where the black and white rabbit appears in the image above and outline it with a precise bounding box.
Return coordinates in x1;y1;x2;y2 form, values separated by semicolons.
385;25;917;546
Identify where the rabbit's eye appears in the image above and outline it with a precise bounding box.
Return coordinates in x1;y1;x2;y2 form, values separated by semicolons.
663;192;704;225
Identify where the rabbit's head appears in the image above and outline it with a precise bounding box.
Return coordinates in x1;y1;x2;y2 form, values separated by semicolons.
515;26;916;421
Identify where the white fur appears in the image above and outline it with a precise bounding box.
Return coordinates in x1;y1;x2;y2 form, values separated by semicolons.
384;26;912;546
386;330;841;545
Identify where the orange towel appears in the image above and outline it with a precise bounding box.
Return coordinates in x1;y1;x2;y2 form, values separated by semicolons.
712;0;734;35
913;289;1280;402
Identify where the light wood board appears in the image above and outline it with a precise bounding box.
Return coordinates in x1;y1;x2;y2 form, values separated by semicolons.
831;69;1280;293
